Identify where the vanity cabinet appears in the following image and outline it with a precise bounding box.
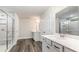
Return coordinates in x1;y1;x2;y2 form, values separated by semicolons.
52;42;63;52
42;37;63;52
42;36;76;52
64;47;75;52
42;42;55;52
42;37;53;52
32;32;40;41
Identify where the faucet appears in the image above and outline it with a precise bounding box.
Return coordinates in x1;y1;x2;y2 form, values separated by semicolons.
60;33;65;37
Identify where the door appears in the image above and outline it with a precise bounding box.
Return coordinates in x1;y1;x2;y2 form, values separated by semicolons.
0;20;7;52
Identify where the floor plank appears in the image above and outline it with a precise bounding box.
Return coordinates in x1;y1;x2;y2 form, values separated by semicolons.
9;39;42;52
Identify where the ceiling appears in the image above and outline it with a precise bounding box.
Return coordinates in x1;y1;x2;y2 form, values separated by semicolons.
0;6;50;19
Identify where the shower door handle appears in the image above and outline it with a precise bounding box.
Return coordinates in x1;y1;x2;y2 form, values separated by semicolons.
1;29;5;31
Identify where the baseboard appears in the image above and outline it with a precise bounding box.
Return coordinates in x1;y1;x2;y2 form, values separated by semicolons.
18;37;35;41
7;42;16;52
18;37;32;39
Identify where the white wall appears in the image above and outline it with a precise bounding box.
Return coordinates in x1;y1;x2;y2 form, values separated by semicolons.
39;6;67;35
19;18;34;39
14;13;19;42
17;6;67;40
40;7;53;35
19;16;40;39
39;6;67;42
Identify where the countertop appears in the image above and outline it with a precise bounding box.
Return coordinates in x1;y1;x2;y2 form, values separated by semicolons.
42;35;79;52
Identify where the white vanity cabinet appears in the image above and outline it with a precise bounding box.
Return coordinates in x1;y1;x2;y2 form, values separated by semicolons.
52;42;63;52
42;37;53;52
42;35;78;52
42;37;63;52
64;47;75;52
32;32;40;41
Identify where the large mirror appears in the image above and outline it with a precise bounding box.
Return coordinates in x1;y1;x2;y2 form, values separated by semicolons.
56;6;79;36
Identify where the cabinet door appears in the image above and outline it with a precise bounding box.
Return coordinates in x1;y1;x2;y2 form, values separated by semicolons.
32;32;40;41
52;42;63;52
42;38;53;52
45;38;52;46
42;39;49;52
45;44;57;52
64;47;75;52
42;41;56;52
42;38;58;52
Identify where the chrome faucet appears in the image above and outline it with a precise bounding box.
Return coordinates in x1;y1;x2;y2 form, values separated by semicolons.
60;34;65;37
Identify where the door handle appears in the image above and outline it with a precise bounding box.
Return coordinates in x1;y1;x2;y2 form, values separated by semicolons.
47;46;50;49
1;29;5;31
54;45;60;49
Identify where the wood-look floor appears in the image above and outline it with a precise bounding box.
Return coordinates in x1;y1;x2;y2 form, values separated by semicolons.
9;38;42;52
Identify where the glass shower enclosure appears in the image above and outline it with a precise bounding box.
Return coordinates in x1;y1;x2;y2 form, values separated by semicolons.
0;9;14;52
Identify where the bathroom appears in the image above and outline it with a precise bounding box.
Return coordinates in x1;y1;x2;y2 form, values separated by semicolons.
1;1;79;59
0;6;79;52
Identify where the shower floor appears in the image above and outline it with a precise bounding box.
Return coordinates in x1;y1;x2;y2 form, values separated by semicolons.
0;40;12;52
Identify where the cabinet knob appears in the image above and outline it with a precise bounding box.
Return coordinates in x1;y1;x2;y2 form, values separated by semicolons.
54;45;60;49
47;46;50;49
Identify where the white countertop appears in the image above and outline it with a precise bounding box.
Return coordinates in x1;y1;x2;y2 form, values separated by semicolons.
42;35;79;52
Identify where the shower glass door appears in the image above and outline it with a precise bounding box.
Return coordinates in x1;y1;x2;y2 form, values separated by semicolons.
0;10;7;52
0;9;14;52
0;24;6;52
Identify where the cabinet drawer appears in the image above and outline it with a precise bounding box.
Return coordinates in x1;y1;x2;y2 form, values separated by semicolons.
42;39;57;52
43;42;57;52
64;47;75;52
45;38;52;46
53;42;63;52
42;41;51;52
